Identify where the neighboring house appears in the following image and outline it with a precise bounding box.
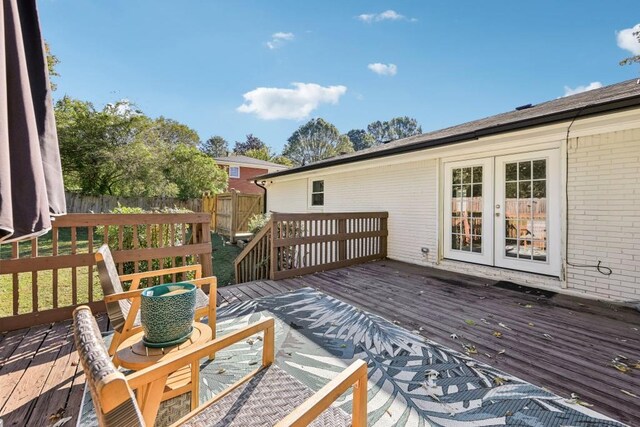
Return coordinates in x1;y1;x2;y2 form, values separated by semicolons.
214;155;289;195
257;79;640;302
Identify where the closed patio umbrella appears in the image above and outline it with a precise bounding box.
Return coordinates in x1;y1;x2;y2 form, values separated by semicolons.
0;0;66;243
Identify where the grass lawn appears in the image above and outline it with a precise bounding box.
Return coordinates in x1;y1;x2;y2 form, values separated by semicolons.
210;233;242;287
0;231;241;317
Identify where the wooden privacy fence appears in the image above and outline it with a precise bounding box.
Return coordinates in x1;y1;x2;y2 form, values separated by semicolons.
0;213;212;331
215;191;263;243
235;212;388;283
65;192;202;213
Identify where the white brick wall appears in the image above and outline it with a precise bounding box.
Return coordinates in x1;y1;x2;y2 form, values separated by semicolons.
267;125;640;301
267;159;438;265
566;129;640;300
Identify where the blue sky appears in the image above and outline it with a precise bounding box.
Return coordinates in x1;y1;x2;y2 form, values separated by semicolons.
40;1;640;153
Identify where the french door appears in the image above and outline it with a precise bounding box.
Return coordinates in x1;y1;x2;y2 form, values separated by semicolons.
444;150;561;276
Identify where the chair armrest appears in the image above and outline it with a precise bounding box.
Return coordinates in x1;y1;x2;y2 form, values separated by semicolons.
119;265;203;289
126;317;275;391
103;288;144;303
275;360;369;427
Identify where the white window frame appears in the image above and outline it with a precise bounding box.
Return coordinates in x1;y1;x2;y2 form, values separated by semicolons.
228;166;240;178
308;179;325;208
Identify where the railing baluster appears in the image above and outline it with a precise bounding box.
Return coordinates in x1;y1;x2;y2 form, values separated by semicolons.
71;227;77;305
88;226;94;302
52;226;58;308
12;242;19;315
31;238;38;312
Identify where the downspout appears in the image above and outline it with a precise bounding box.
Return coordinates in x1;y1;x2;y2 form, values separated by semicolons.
254;179;268;214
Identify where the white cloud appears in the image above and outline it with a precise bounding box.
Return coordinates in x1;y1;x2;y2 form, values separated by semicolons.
616;23;640;55
563;82;603;97
237;83;347;120
357;10;414;23
368;63;398;76
266;32;294;49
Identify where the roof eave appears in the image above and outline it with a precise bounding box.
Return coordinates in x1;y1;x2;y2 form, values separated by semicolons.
258;93;640;181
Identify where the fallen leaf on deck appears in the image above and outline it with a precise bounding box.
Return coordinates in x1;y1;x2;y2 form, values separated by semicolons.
543;333;553;340
256;335;263;341
621;389;638;398
493;331;503;338
493;376;509;385
484;353;492;358
49;408;65;422
480;318;490;324
340;344;347;348
216;368;226;374
246;339;254;345
524;304;533;308
498;322;511;330
611;361;631;373
498;349;506;355
505;410;513;416
462;343;477;354
528;322;535;327
465;319;476;326
419;327;424;331
248;361;258;365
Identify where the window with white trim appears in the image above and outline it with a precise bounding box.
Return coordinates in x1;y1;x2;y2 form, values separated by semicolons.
229;166;240;178
310;180;324;206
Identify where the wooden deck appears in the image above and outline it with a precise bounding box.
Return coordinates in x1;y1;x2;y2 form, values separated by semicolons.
1;260;639;426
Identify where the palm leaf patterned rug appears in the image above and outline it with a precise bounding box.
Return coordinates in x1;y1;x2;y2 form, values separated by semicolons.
204;287;624;426
80;287;625;426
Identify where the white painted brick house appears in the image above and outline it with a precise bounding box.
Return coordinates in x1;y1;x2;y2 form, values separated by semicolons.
258;79;640;302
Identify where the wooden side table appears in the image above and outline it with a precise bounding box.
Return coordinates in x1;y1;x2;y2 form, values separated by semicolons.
115;322;212;410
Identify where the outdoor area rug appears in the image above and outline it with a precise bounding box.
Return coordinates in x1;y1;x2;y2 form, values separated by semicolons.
80;287;625;426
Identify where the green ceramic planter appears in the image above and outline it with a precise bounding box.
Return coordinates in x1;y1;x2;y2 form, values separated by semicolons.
140;282;196;348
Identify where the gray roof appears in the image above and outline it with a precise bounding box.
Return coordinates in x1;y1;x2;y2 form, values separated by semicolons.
260;78;640;180
214;155;288;169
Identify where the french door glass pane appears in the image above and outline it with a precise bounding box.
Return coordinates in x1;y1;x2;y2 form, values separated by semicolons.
504;159;547;261
451;166;483;253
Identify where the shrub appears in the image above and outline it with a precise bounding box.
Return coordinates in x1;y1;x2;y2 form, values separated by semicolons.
96;204;197;287
247;212;271;234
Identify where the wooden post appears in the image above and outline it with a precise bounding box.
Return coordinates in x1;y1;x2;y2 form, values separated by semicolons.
269;214;277;280
338;218;346;262
230;190;238;244
380;215;388;259
200;221;213;278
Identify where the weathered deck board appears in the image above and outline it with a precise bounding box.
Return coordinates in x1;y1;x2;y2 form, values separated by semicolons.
1;260;638;425
278;261;640;426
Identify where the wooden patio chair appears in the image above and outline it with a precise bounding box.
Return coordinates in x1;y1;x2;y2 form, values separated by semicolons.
95;244;216;357
73;306;368;427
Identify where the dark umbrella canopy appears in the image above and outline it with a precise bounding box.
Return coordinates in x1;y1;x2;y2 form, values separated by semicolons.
0;0;66;243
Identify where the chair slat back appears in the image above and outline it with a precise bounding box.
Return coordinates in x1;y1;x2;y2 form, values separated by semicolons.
95;244;129;332
73;306;144;427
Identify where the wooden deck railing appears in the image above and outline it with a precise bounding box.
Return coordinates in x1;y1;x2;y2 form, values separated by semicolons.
0;213;212;331
235;212;388;283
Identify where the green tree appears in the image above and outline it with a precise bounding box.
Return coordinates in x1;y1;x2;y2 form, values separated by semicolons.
234;134;266;154
270;155;293;167
45;41;60;91
367;116;422;144
347;129;377;151
244;146;272;161
55;96;226;198
55;97;154;195
282;118;354;166
164;144;228;199
200;135;229;157
620;29;640;66
146;117;200;147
